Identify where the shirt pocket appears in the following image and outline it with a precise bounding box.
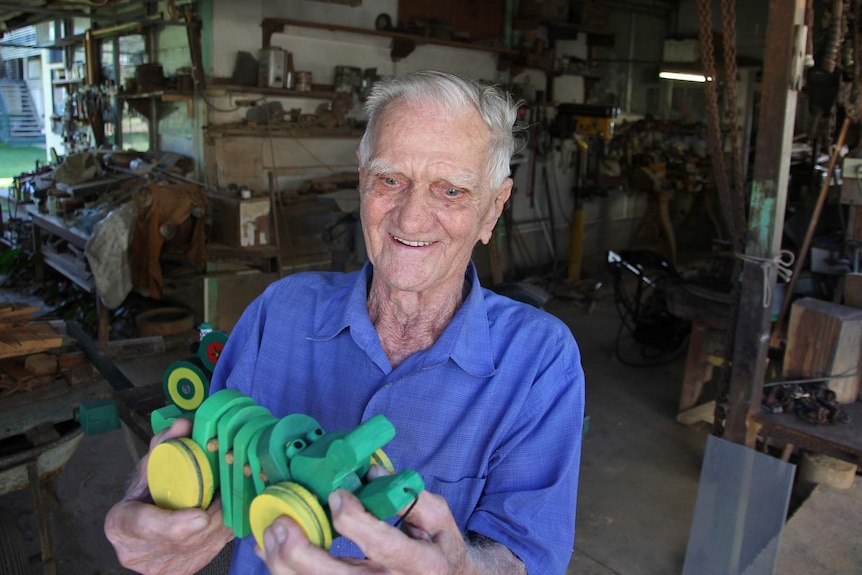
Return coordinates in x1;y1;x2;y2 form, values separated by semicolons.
423;475;486;529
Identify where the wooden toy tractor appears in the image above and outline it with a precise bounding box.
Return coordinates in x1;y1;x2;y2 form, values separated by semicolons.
147;387;424;551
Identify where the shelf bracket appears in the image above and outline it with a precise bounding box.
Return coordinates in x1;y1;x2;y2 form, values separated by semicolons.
390;38;416;61
262;19;285;49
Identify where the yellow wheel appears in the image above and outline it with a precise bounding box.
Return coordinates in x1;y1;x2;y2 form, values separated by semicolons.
148;438;215;510
370;448;395;473
250;482;332;551
163;360;209;412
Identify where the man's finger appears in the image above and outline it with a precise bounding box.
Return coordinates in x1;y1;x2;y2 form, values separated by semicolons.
258;516;359;575
365;464;391;481
395;490;455;532
149;417;193;450
329;490;448;572
114;501;210;539
124;418;195;502
392;491;469;567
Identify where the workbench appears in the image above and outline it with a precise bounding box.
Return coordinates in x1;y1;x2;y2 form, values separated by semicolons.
0;358;112;575
666;285;862;467
26;205;110;342
753;403;862;466
665;283;732;420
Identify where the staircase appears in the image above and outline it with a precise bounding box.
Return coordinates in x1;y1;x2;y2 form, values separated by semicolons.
0;79;44;145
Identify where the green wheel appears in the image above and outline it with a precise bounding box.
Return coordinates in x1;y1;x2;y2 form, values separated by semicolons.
198;330;229;372
163;359;210;412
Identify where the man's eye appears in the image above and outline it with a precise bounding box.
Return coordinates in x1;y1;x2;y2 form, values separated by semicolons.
444;188;461;198
381;176;399;186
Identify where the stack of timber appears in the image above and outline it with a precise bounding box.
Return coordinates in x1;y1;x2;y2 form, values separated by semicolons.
0;304;70;398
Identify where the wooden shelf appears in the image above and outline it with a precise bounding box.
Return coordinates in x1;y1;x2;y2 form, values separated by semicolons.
207;81;348;101
204;123;363;139
43;248;94;293
26;206;90;248
261;17;518;62
118;90;195;118
52;79;84;87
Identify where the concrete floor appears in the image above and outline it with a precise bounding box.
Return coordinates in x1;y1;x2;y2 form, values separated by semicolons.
3;293;852;574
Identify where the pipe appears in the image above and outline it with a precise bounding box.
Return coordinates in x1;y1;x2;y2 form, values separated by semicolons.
772;117;851;343
625;12;636;113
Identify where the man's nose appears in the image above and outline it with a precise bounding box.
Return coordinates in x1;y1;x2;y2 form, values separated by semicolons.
394;185;432;224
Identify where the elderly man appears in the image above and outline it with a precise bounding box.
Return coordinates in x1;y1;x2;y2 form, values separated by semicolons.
105;70;584;575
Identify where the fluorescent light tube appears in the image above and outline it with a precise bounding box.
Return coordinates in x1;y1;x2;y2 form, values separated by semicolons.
659;71;712;82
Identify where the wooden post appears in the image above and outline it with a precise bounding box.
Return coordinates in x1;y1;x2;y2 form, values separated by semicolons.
724;0;807;445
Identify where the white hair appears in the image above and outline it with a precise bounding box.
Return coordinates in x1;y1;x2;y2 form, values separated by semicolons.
357;70;519;189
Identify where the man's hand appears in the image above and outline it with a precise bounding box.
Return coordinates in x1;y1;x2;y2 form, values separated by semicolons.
255;486;524;575
104;418;235;575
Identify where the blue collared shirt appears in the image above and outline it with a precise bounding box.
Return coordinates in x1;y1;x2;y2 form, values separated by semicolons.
211;261;584;574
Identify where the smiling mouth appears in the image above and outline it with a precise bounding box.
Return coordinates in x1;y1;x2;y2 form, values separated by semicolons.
393;235;433;247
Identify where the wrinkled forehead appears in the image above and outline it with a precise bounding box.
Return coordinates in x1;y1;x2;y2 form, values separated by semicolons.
367;99;492;171
375;98;488;140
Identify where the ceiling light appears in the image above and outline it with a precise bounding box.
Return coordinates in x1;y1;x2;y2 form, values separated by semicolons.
659;71;713;82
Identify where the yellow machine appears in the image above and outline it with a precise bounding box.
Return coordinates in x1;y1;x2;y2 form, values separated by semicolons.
554;104;620;280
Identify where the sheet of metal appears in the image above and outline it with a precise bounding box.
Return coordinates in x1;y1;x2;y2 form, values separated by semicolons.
684;435;796;575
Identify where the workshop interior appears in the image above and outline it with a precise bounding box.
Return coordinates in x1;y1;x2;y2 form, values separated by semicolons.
1;0;861;574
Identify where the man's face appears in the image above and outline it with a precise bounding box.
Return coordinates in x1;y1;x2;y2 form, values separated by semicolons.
358;99;512;295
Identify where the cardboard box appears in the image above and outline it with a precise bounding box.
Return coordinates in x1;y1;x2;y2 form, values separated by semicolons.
209;195;271;248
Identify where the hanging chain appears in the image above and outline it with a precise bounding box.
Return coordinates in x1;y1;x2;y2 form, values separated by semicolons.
720;0;746;236
697;0;738;247
844;0;860;122
697;0;747;438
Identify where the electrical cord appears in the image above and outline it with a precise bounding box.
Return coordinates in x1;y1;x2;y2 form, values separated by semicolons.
763;369;862;388
609;251;690;367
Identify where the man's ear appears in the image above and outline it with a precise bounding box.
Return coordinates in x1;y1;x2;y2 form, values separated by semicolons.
479;178;513;245
356;150;364;180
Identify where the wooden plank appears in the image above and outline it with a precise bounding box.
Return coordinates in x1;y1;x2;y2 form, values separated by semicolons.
399;0;506;43
677;400;716;426
679;323;712;413
0;357;34;380
844;273;862;309
260;17;518;56
784;298;862;404
724;0;806;445
0;366;110;440
851;206;862;241
0;306;40;324
0;323;63;360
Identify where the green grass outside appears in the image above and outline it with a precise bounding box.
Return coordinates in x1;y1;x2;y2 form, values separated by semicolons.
0;143;47;188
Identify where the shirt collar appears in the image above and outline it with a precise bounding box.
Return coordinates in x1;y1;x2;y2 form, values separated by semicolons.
312;261;496;378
